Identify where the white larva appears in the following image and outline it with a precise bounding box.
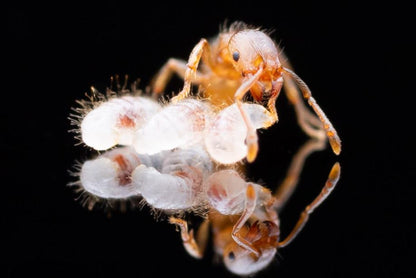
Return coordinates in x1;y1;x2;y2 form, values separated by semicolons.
204;103;274;164
81;95;162;150
132;145;213;210
133;99;213;154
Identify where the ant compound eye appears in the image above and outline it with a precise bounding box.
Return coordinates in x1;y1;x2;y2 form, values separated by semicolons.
232;51;240;62
228;251;235;260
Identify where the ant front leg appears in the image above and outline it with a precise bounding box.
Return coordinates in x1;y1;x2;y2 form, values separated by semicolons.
284;77;326;140
172;39;210;102
278;162;341;248
234;68;264;162
282;68;342;155
169;217;209;259
276;47;325;140
231;183;260;257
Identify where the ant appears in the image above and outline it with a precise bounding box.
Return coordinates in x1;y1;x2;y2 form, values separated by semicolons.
152;21;341;163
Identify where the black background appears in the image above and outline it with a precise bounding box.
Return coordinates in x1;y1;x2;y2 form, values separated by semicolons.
5;1;415;277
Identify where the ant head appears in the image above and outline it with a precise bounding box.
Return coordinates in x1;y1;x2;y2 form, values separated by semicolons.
227;29;281;77
223;242;276;276
222;220;279;275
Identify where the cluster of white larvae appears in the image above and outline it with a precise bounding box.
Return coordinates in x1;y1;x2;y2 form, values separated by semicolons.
71;88;274;211
70;88;292;275
80;92;274;164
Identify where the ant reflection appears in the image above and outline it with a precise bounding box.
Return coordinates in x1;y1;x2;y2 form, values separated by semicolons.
170;139;340;276
68;20;342;276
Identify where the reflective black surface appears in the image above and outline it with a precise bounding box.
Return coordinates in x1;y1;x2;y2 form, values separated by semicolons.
5;2;414;277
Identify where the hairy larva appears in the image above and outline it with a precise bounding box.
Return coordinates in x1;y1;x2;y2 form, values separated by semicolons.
80;95;162;150
132;99;213;154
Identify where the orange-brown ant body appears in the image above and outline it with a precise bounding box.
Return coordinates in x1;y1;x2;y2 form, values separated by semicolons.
153;22;341;162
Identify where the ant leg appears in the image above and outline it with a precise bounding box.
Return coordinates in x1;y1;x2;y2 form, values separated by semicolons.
234;68;264;162
285;77;326;139
169;217;209;259
282;68;342;155
231;184;261;257
278;162;341;248
276;47;324;139
151;58;206;97
274;139;326;211
152;58;187;96
172;39;210;102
